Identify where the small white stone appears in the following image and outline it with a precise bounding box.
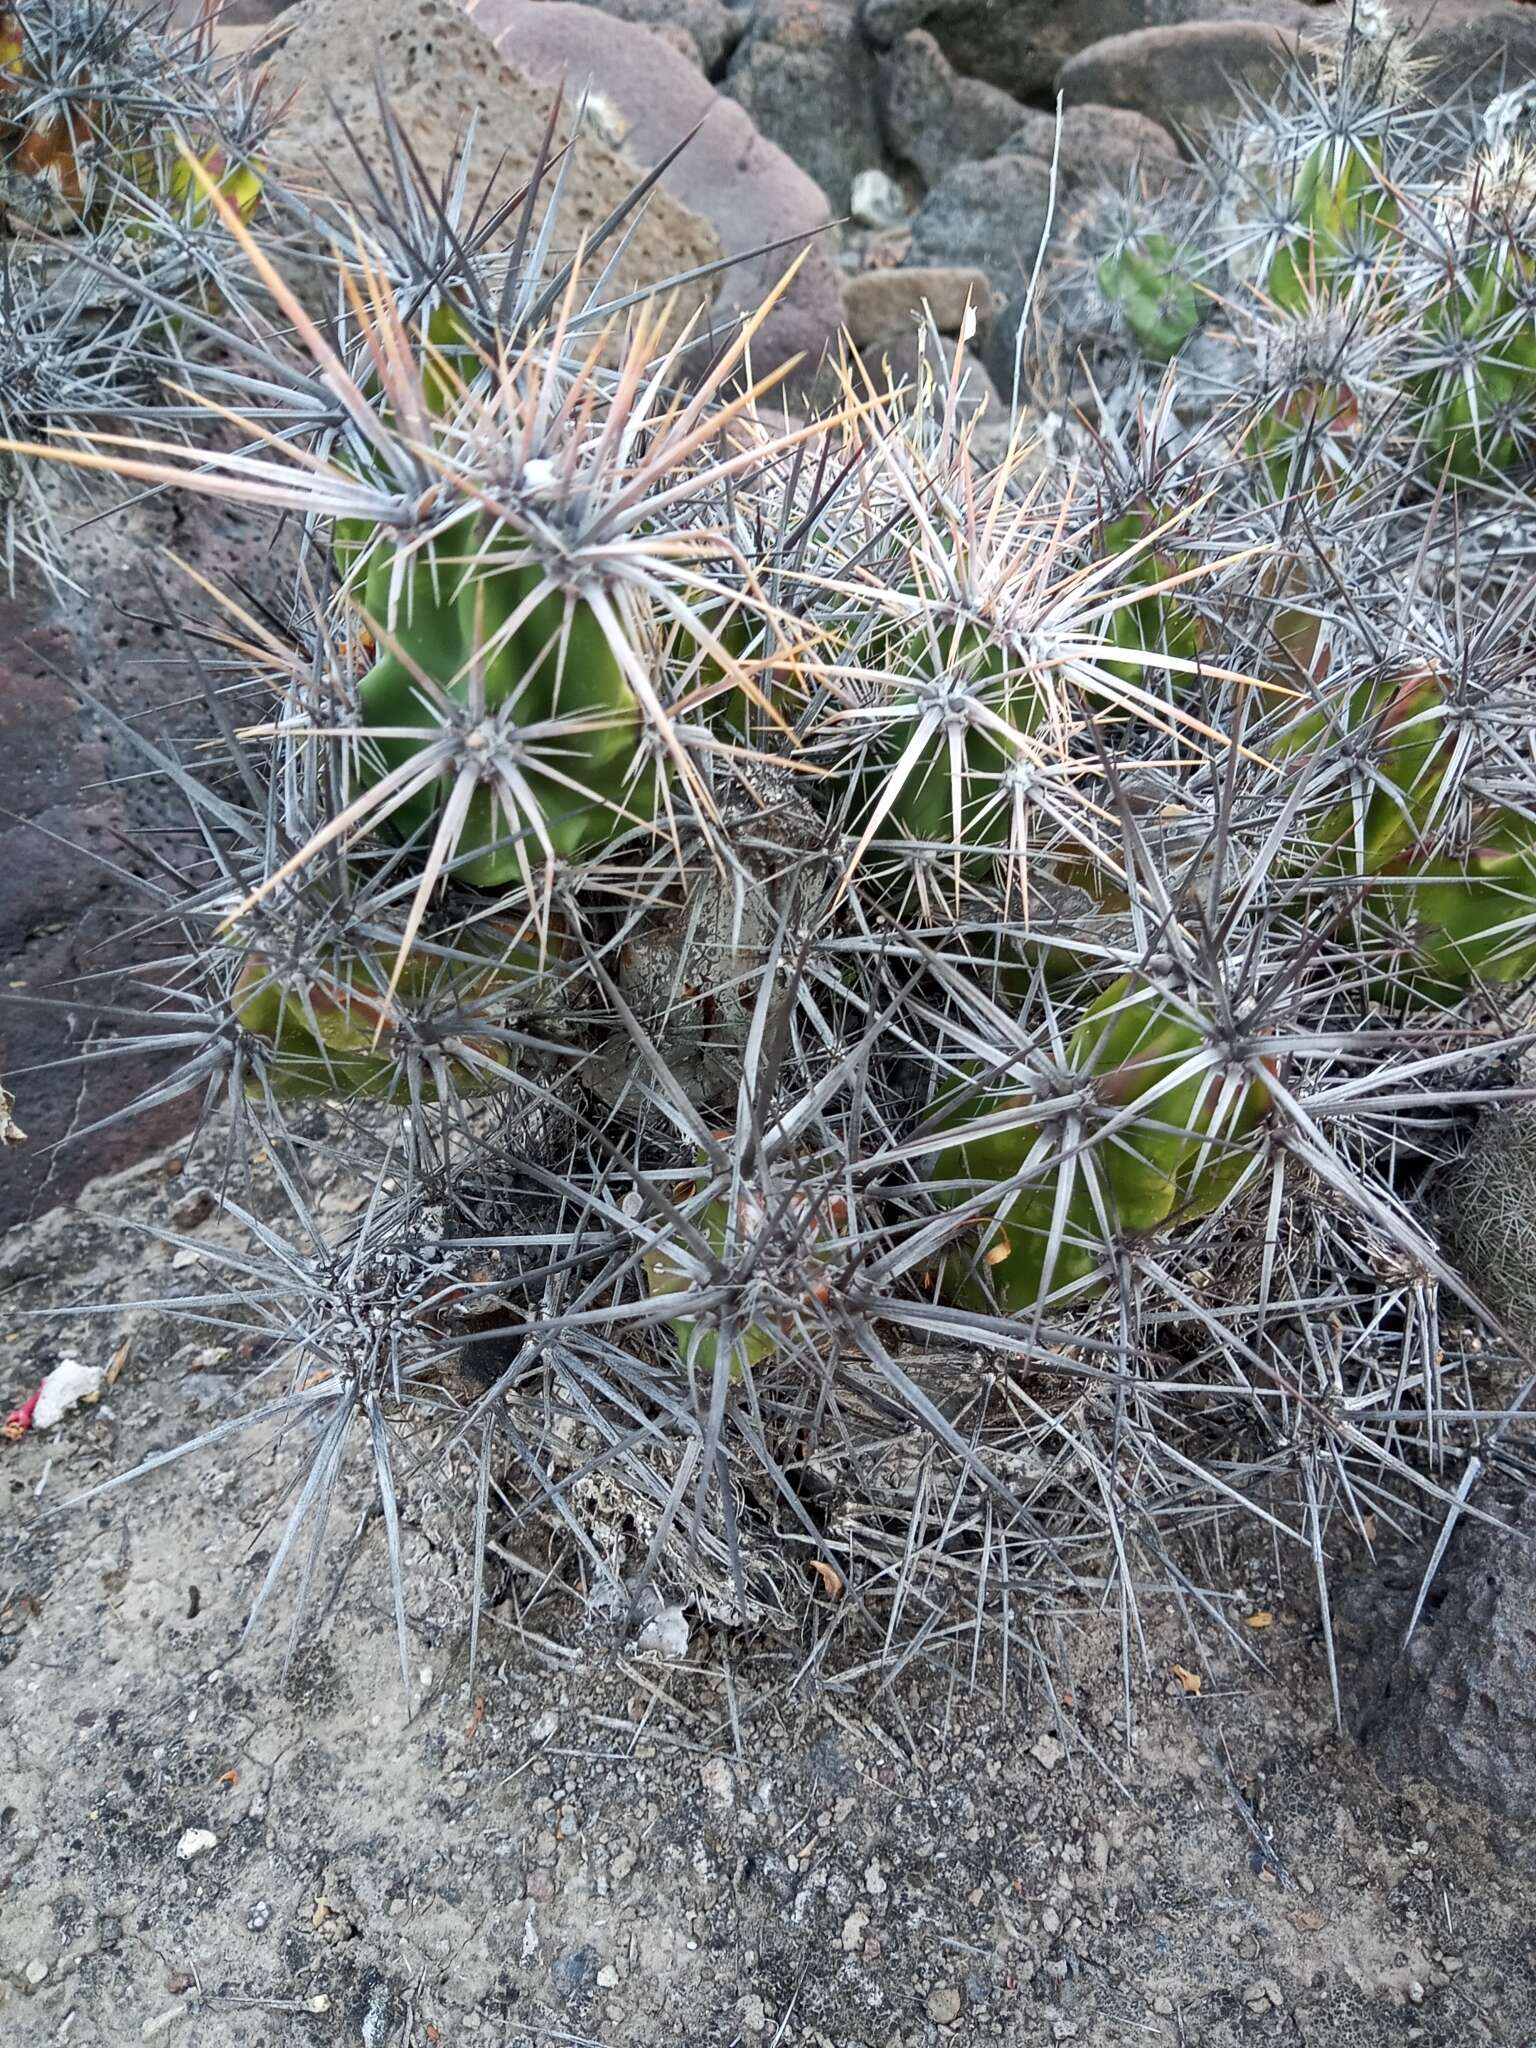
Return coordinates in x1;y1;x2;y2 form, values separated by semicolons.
175;1828;218;1862
33;1358;105;1430
1030;1733;1066;1772
636;1606;689;1660
701;1758;735;1806
850;169;907;231
24;1958;48;1987
863;1857;887;1896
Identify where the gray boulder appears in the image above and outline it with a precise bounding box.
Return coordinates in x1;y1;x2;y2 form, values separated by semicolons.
877;28;1030;187
1356;1485;1536;1848
906;151;1056;300
1405;0;1536;100
1059;19;1310;140
470;0;847;382
723;0;889;213
859;0;1316;103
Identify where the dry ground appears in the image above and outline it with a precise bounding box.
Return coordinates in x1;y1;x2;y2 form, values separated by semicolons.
2;1150;1533;2048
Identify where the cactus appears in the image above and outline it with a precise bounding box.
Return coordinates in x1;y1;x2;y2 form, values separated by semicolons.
350;542;660;885
642;1156;845;1378
0;0;266;576
931;976;1274;1315
9;26;1536;1719
1096;232;1202;360
230;917;560;1104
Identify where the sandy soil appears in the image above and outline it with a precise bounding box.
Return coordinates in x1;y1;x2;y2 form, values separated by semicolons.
2;1150;1534;2048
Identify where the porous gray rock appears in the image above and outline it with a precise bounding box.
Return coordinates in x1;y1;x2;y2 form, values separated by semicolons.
876;28;1030;187
1357;1486;1536;1846
859;0;1316;103
722;0;889;212
265;0;725;351
469;0;846;382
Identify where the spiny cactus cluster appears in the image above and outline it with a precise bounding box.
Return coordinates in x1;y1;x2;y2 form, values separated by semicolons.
0;0;265;576
1062;5;1536;498
10;12;1536;1710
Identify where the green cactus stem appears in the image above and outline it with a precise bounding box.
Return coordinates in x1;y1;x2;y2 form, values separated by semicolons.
351;538;656;885
232;923;554;1102
933;977;1273;1314
1097;234;1201;360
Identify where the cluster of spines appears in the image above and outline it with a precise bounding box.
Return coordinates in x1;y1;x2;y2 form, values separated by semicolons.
0;0;265;575
4;19;1533;1711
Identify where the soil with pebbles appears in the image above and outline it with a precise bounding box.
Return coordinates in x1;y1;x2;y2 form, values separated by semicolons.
2;1146;1534;2047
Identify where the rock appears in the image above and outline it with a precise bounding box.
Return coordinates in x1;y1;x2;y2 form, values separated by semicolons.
927;1985;963;2024
1404;0;1536;101
469;0;845;382
1357;1486;1536;1842
843;263;994;346
722;0;888;213
876;28;1029;187
0;488;291;1234
996;103;1182;186
859;0;1315;103
1059;21;1311;141
1030;1731;1066;1770
906;150;1055;297
554;0;744;72
265;0;723;348
850;168;908;229
552;1947;600;1997
856;330;1003;426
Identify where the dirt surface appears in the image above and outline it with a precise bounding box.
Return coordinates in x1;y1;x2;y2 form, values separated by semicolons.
3;1150;1535;2048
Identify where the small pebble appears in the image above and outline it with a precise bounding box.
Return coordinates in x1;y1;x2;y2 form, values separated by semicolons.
850;168;906;231
927;1986;962;2025
24;1959;48;1987
175;1829;217;1863
1030;1734;1065;1772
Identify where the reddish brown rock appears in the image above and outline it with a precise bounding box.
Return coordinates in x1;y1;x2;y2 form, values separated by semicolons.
469;0;846;384
0;493;290;1231
843;264;995;348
